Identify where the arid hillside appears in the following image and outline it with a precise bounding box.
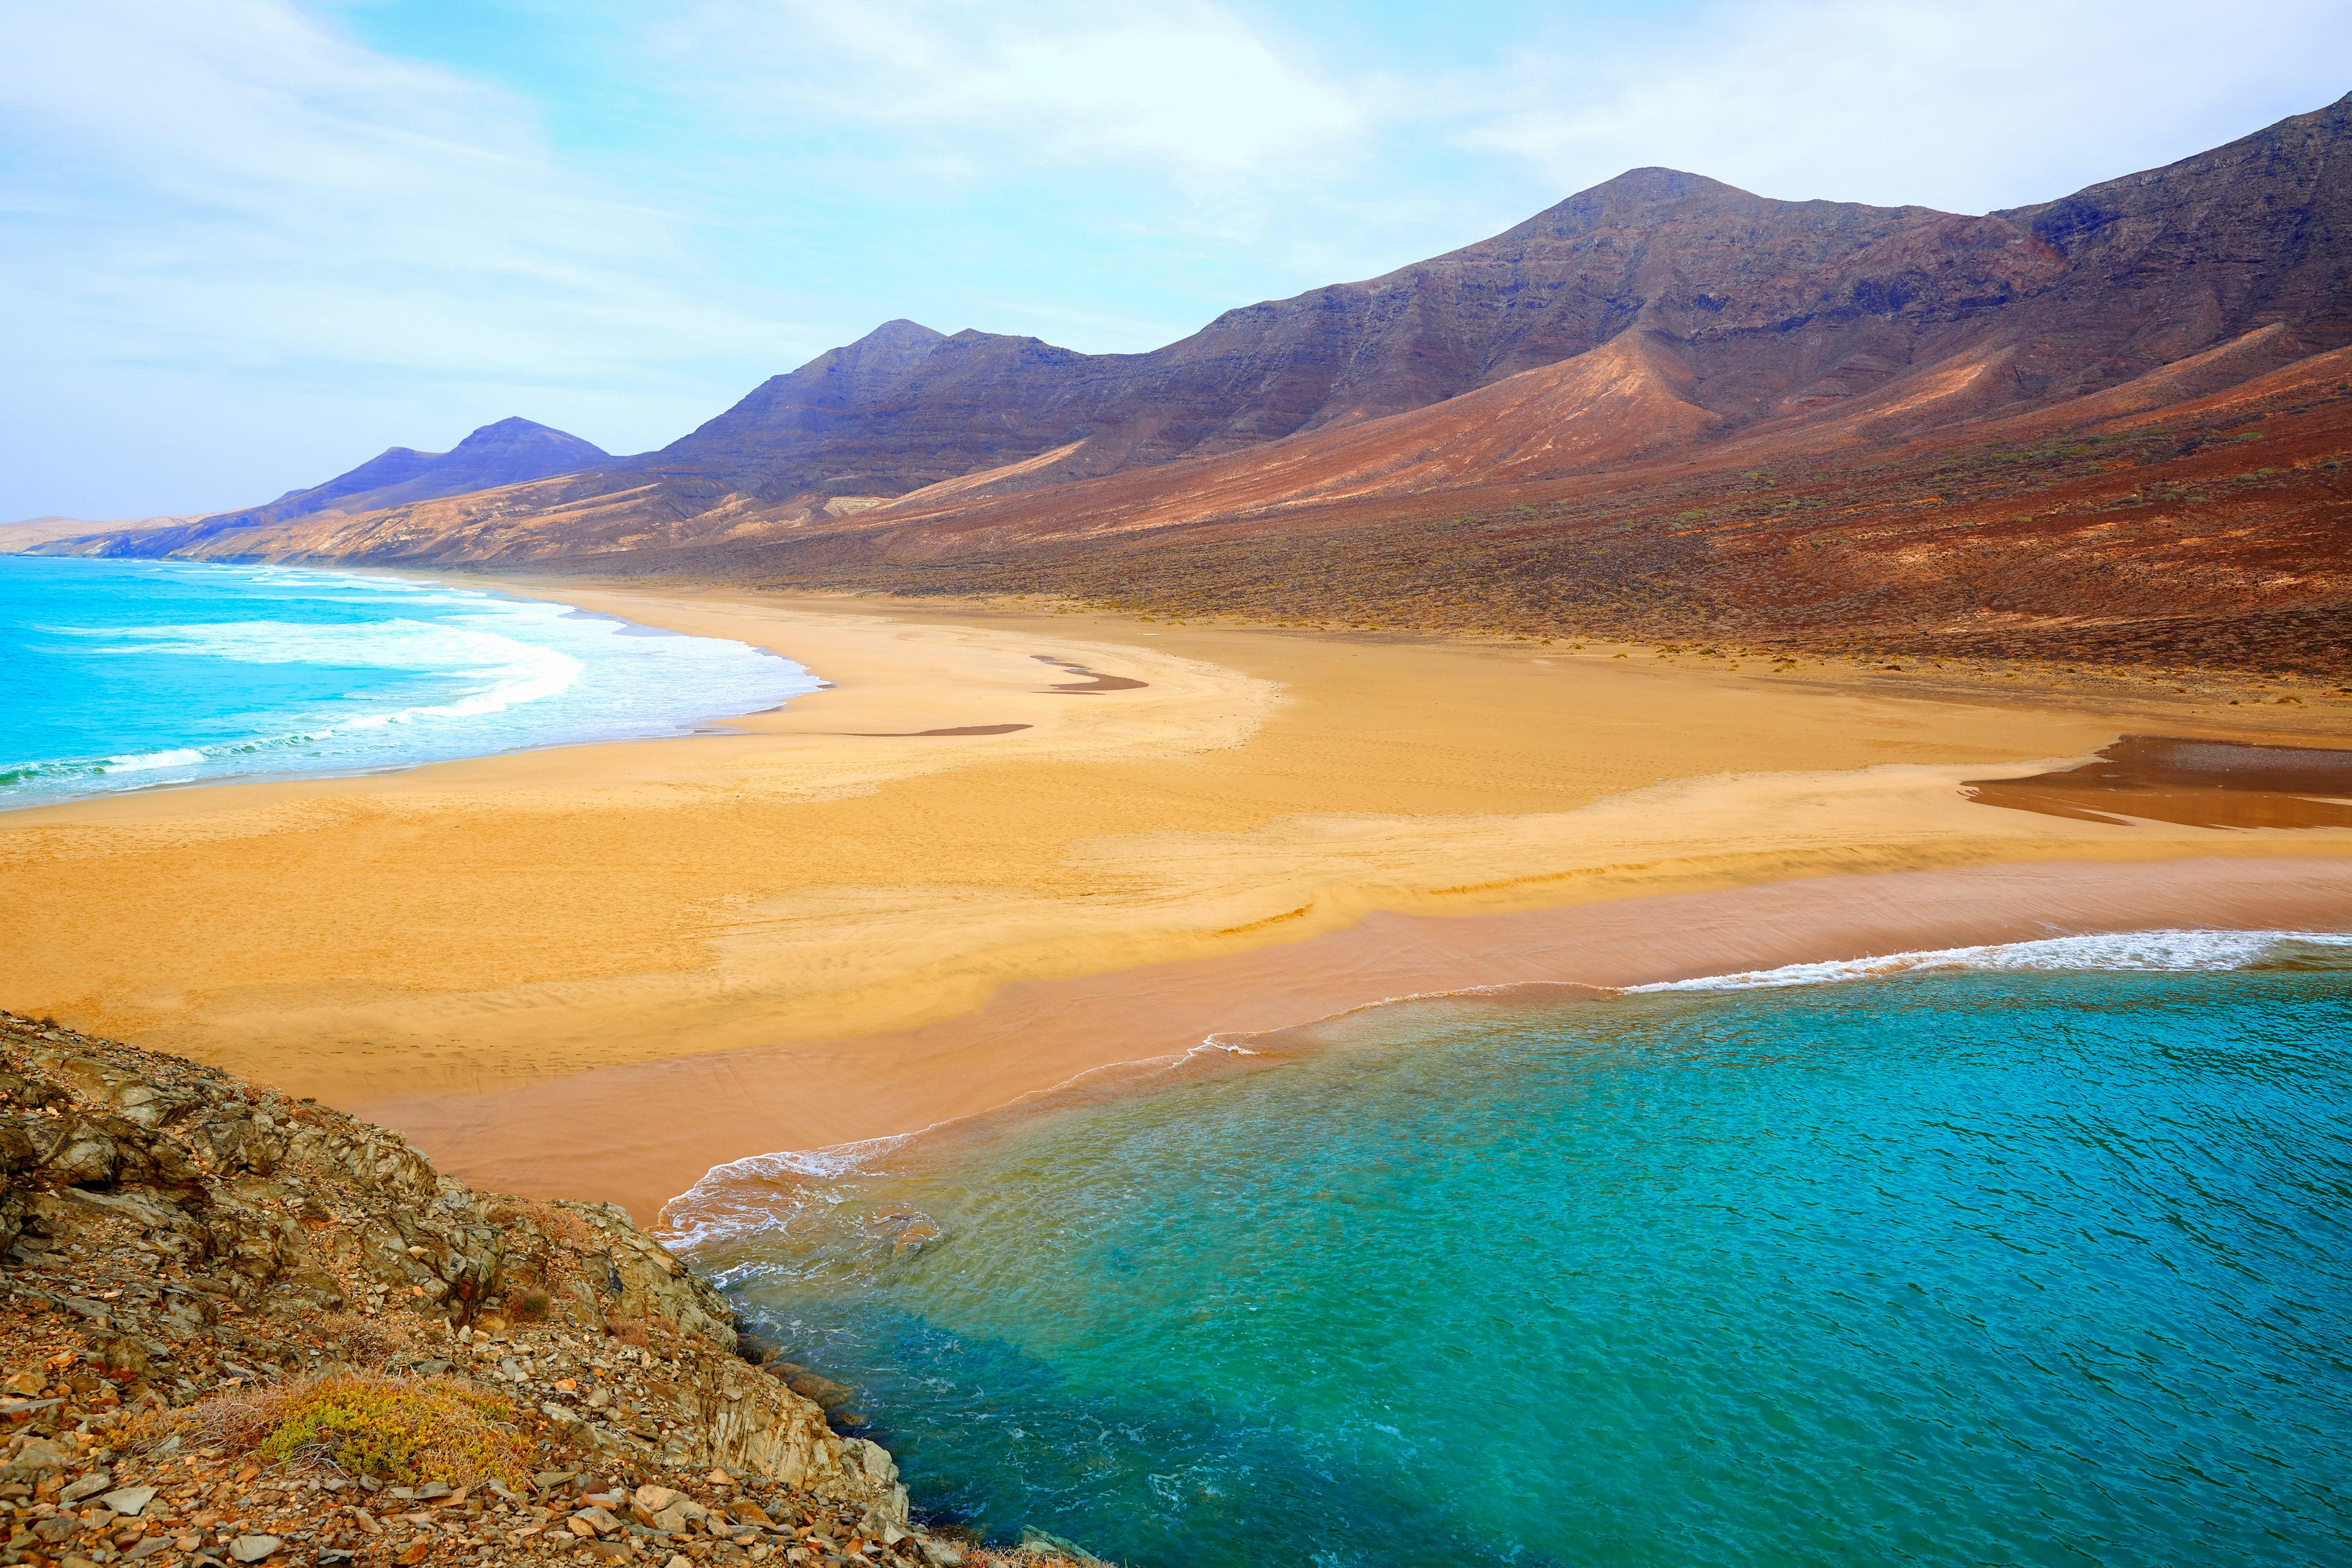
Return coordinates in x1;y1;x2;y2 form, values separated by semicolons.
74;418;608;560
40;93;2352;672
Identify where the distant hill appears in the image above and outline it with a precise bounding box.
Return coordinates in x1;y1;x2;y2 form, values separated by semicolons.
0;514;200;553
38;418;606;559
48;94;2352;671
255;416;609;523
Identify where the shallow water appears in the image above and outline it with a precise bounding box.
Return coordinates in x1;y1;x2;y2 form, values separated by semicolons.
697;934;2352;1567
0;556;817;806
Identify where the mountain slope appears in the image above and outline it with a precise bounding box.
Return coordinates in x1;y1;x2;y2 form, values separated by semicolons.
49;417;607;558
525;92;2352;519
0;513;200;552
44;94;2352;673
621;167;2060;508
282;417;608;517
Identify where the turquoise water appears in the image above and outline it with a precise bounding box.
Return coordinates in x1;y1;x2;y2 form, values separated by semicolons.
685;933;2352;1567
0;556;817;807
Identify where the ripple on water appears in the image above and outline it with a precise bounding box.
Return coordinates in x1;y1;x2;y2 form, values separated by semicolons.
699;950;2352;1567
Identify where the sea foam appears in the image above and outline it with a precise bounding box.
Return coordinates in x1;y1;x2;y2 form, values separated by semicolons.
0;557;819;807
1626;927;2352;992
663;926;2352;1253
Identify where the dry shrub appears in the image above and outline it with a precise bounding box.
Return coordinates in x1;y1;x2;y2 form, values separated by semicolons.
115;1373;529;1485
495;1198;598;1253
308;1312;396;1366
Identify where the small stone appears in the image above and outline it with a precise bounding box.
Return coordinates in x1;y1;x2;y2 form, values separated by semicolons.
4;1436;72;1476
59;1471;114;1504
633;1483;683;1513
578;1504;622;1534
666;1555;693;1568
100;1483;159;1515
228;1535;281;1562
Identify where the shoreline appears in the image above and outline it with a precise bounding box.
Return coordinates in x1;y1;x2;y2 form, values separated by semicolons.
4;574;2350;1224
361;853;2352;1227
0;557;831;812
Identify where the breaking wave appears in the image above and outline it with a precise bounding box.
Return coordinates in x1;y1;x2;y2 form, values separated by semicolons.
0;557;819;806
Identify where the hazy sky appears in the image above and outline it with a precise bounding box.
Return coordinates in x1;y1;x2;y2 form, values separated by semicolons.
6;0;2350;521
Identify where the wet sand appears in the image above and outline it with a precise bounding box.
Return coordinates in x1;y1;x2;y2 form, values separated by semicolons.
1966;734;2352;829
367;854;2352;1225
3;581;2349;1220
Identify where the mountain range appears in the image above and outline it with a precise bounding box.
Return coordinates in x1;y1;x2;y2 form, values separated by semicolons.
34;92;2352;671
64;417;609;559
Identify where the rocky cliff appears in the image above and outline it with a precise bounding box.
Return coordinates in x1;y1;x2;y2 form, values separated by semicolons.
0;1009;1091;1568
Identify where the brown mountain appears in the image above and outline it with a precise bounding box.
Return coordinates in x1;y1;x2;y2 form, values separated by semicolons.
50;417;606;558
52;94;2352;670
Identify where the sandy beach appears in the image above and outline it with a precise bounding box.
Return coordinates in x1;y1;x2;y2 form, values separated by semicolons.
4;581;2349;1221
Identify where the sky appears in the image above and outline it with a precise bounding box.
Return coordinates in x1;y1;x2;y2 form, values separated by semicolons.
6;0;2350;521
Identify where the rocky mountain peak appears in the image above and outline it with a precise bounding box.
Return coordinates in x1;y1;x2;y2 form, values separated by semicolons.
450;416;594;451
853;318;948;350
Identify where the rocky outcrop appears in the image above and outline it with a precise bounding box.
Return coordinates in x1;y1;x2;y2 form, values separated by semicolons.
0;1009;1096;1567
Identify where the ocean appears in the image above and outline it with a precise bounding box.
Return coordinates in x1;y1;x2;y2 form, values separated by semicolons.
682;932;2352;1567
0;556;818;807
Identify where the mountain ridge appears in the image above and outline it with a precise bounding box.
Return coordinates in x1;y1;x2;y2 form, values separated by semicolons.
46;417;608;559
36;93;2352;673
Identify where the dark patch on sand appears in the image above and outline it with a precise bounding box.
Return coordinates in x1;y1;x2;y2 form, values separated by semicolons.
1033;654;1148;693
846;723;1035;737
1965;735;2352;829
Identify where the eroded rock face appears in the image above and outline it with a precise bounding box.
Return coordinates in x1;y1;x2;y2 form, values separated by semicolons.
0;1024;753;1343
0;1009;984;1564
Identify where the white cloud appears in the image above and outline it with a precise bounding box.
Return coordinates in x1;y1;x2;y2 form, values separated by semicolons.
1;0;782;374
0;0;815;518
658;0;1368;187
1458;0;2352;214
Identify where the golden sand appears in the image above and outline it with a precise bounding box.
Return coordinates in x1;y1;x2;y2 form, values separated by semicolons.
2;582;2347;1218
